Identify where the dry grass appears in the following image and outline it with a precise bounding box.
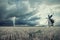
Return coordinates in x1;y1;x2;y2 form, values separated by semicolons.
0;27;60;40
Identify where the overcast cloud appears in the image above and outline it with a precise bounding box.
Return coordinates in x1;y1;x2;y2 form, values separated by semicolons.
0;0;60;26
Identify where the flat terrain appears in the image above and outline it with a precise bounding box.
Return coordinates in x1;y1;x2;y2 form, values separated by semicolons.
0;27;60;40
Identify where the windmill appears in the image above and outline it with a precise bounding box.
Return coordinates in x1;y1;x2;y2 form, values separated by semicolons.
40;8;54;27
48;8;54;27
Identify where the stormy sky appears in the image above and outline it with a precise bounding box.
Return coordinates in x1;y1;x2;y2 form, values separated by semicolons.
0;0;60;26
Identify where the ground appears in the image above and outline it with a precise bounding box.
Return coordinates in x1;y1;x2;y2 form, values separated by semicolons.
0;27;60;40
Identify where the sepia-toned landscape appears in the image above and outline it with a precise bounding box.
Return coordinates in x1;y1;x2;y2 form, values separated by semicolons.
0;0;60;40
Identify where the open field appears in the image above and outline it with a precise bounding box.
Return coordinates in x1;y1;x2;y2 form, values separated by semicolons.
0;27;60;40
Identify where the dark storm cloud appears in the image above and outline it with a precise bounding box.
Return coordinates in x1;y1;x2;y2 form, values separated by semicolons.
0;0;29;19
0;0;8;20
0;0;60;26
0;0;39;26
0;0;60;19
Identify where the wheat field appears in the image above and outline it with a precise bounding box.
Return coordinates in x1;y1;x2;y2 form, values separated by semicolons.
0;27;60;40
